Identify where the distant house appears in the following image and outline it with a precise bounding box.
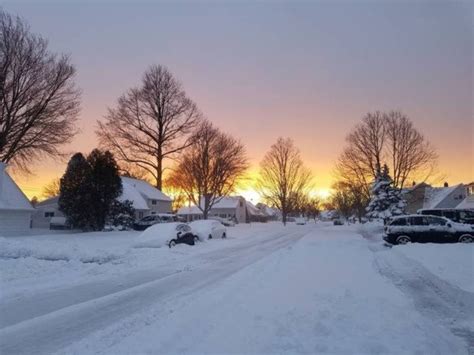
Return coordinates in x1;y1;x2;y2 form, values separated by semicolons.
0;162;34;234
177;196;248;223
32;177;172;228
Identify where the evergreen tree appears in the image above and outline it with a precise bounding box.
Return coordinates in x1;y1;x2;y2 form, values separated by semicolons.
59;150;123;231
58;153;93;229
87;149;123;230
366;164;406;220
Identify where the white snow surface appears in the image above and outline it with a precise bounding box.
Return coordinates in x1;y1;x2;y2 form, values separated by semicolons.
0;222;472;354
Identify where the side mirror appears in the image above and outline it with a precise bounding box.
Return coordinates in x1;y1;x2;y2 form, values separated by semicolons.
447;223;452;228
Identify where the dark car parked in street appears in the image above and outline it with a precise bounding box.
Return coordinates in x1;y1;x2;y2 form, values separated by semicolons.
132;214;177;231
383;215;474;245
418;208;474;225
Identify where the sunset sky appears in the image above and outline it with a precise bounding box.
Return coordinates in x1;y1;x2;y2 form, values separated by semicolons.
3;1;473;201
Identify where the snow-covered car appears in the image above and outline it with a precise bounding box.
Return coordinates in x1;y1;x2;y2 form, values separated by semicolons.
383;215;474;245
295;217;307;225
189;220;227;241
333;219;344;226
134;222;194;248
208;216;236;227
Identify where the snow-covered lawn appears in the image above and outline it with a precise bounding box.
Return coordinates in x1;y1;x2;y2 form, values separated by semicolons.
0;222;472;354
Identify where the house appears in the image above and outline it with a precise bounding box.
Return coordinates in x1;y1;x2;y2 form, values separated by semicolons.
422;183;467;209
0;162;34;234
32;177;172;228
456;182;474;210
403;182;470;213
177;196;248;223
402;182;432;214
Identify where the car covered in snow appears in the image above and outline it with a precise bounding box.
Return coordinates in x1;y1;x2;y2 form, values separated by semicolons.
208;216;236;227
133;222;195;248
132;214;177;231
189;220;227;241
383;215;474;245
295;217;307;225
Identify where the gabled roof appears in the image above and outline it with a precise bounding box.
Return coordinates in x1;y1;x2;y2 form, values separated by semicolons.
456;196;474;209
177;196;245;215
121;177;172;202
0;164;34;211
36;196;59;207
423;184;462;209
246;201;264;216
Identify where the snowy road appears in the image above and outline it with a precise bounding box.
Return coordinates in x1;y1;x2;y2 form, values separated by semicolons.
1;222;472;354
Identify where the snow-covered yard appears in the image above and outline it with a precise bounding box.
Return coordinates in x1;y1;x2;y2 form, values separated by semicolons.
0;222;472;354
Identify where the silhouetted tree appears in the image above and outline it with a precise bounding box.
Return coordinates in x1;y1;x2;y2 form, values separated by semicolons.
42;178;60;199
336;111;437;196
97;65;201;189
0;9;80;172
168;121;248;219
256;138;313;225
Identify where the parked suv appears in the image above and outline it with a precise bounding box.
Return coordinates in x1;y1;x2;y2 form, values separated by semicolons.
418;209;474;225
383;215;474;245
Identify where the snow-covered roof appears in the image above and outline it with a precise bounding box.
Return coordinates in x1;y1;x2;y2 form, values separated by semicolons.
36;196;59;207
456;196;474;210
0;163;34;211
246;201;265;216
423;184;461;209
177;206;203;215
177;196;245;215
121;177;171;202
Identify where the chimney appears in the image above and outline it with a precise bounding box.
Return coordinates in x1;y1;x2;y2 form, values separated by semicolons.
444;182;449;188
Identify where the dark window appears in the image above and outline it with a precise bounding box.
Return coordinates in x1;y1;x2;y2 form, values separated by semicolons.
460;210;474;219
151;200;157;205
410;216;425;225
427;217;446;226
422;210;441;216
443;211;456;220
44;212;55;218
390;218;407;226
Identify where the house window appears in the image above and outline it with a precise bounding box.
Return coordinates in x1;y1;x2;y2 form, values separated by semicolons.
239;201;243;207
151;200;157;205
44;212;55;218
138;212;144;219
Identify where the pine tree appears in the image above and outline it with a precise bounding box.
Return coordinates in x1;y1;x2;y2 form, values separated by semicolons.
59;150;123;231
58;153;93;229
87;149;123;230
107;200;136;229
366;164;406;220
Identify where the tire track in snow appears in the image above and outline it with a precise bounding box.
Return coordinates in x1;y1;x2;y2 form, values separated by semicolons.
0;225;312;355
373;247;474;354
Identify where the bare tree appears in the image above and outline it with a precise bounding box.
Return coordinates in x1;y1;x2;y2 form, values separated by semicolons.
0;10;80;172
330;181;369;222
42;178;60;199
168;121;248;219
256;137;313;225
96;65;201;190
385;111;437;188
336;110;437;192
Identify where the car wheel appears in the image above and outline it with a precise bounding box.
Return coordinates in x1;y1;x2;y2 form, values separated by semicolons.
168;240;176;248
396;235;411;245
459;234;473;243
222;232;226;239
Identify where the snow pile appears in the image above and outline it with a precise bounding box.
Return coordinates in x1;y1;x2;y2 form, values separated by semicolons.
0;237;123;264
356;220;385;241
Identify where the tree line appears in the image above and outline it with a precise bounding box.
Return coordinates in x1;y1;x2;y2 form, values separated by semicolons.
1;9;439;227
